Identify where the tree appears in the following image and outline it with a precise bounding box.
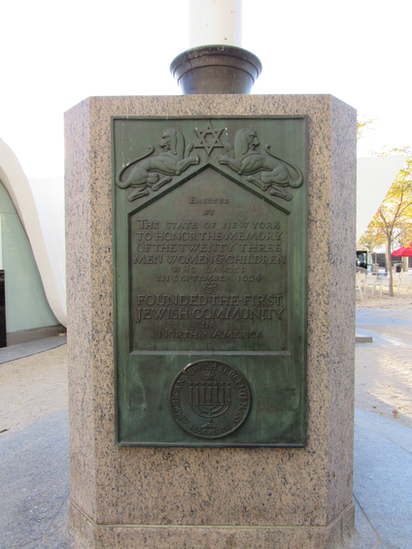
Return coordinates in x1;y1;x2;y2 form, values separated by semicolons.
364;148;412;295
357;118;374;141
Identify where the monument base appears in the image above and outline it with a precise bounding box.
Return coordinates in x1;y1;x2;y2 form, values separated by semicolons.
65;94;359;548
69;500;358;548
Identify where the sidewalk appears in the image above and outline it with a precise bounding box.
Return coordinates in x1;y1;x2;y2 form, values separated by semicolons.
0;310;411;548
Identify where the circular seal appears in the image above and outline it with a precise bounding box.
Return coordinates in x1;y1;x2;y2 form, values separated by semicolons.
169;359;251;439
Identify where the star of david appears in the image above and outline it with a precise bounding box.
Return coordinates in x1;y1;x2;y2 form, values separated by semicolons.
194;121;225;155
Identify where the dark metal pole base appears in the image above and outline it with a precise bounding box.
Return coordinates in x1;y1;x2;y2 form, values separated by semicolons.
170;45;262;95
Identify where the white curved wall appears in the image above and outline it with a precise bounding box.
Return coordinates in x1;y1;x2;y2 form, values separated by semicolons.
0;138;66;327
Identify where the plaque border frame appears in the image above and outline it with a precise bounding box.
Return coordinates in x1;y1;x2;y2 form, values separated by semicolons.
112;115;308;448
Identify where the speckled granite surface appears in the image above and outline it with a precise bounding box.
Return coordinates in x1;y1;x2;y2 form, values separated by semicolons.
65;95;357;548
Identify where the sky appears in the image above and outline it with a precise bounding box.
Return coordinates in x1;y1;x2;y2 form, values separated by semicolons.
1;0;411;178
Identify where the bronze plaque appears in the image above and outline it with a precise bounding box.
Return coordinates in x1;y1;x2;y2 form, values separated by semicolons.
113;116;307;447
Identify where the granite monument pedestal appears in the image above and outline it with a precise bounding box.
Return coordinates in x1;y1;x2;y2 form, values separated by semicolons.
65;94;357;548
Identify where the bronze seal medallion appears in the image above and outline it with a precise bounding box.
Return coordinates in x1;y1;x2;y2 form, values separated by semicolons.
169;359;251;439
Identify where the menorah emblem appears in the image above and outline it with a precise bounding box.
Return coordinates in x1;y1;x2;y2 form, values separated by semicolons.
188;374;232;419
169;359;251;440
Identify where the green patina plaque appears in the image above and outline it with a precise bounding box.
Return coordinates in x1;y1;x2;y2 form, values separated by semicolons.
113;116;308;447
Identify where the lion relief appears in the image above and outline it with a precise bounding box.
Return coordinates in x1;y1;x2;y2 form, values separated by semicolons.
116;129;200;202
217;129;304;201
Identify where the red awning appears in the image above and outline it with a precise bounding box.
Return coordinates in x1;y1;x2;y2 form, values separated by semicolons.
392;242;412;257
